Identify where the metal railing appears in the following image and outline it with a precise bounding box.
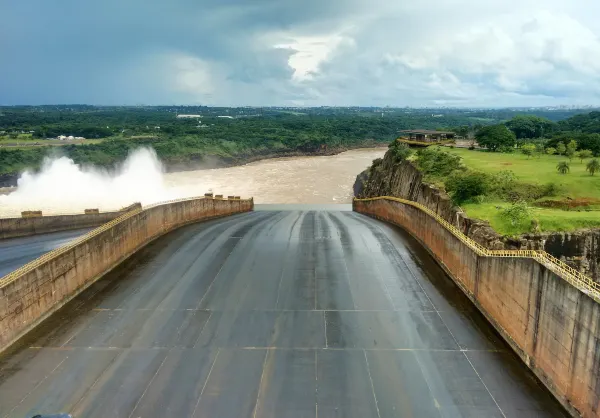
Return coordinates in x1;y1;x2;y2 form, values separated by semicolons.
0;196;251;289
355;196;600;300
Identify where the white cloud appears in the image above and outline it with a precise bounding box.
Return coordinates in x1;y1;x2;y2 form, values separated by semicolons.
284;4;600;106
3;0;600;106
274;32;354;81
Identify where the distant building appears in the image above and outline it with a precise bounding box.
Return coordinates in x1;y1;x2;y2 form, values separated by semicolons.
217;116;234;119
399;130;455;143
176;114;202;119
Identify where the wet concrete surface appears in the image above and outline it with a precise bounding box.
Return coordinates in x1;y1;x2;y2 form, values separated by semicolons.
0;229;92;277
0;210;568;418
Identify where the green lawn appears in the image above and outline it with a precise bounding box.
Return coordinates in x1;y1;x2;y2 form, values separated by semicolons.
444;147;600;199
461;202;600;235
441;147;600;234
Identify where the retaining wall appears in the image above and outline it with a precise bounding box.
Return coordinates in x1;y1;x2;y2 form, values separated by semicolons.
0;203;143;240
0;197;253;353
355;198;600;418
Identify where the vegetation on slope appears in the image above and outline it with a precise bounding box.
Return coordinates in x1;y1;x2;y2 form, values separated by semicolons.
415;147;600;235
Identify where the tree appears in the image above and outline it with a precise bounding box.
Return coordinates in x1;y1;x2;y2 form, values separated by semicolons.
535;143;545;158
521;144;535;159
587;159;600;176
446;171;490;204
475;125;517;152
556;161;570;174
556;141;566;155
577;149;593;163
505;115;554;139
546;147;556;155
566;140;577;160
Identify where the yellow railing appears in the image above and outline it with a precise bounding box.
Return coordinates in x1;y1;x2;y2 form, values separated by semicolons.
0;206;144;289
0;196;251;289
355;196;600;300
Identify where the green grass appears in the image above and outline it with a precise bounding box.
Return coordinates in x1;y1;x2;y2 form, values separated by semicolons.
444;147;600;199
440;147;600;234
462;202;600;235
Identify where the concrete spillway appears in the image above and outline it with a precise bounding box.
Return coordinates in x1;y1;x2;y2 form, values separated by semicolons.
0;228;91;277
0;209;567;417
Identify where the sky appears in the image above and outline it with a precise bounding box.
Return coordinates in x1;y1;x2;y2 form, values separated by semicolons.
1;0;600;107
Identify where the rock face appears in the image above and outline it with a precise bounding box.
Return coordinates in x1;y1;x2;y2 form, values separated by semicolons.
355;149;600;280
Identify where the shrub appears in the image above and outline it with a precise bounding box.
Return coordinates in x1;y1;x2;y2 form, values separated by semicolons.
414;147;463;178
501;200;532;226
546;147;556;155
486;170;558;201
388;140;412;162
446;171;490;204
542;182;560;197
498;145;515;153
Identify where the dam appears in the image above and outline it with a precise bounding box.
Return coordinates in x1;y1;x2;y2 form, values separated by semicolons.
0;199;573;418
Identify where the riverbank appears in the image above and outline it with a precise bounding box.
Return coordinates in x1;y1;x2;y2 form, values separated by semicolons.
163;141;387;175
0;141;387;188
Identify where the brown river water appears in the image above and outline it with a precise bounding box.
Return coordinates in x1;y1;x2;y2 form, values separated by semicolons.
165;148;384;204
0;148;385;217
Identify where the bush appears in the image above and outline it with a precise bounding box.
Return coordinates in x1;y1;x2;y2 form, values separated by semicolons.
542;182;560;196
498;145;515;153
446;171;490;204
485;170;558;201
500;200;532;227
414;147;463;178
388;140;412;162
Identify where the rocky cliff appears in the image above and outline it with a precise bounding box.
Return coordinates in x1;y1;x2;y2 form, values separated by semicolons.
355;149;600;280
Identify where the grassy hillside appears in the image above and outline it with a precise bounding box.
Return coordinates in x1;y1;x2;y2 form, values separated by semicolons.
434;147;600;235
445;148;600;199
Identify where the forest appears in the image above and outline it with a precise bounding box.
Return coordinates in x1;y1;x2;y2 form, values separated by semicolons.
0;106;599;184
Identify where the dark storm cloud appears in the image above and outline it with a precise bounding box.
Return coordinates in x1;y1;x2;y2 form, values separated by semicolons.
1;0;599;106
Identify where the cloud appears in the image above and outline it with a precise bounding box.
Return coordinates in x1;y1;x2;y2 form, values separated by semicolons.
1;0;599;106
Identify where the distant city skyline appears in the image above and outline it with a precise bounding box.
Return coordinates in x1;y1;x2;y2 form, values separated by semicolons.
2;0;600;107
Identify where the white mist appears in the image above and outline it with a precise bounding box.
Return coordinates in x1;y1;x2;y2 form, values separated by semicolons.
0;148;182;216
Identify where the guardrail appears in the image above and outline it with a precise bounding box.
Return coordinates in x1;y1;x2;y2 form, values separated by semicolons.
0;195;250;289
355;196;600;300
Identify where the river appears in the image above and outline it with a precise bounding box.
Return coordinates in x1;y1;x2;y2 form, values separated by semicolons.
0;148;385;217
165;148;384;204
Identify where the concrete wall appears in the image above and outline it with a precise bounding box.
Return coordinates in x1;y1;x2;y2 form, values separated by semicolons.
0;203;143;240
0;197;253;354
355;198;600;418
